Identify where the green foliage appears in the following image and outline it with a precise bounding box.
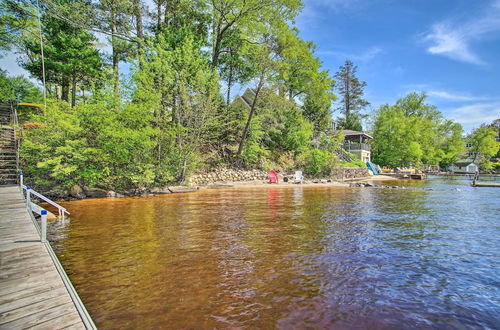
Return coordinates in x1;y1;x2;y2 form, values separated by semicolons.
299;149;337;176
371;92;464;168
437;120;464;168
468;125;499;169
20;8;103;105
260;91;313;154
4;0;395;190
21;100;156;189
0;0;36;55
0;69;42;103
276;26;335;132
134;32;222;183
334;60;369;130
340;159;366;168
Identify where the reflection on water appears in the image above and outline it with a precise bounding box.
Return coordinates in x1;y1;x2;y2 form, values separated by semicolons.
49;178;500;329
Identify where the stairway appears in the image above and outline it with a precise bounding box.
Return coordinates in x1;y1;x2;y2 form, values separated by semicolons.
0;103;17;185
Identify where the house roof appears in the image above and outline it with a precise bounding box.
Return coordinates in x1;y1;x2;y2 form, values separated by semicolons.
332;130;373;140
454;161;477;166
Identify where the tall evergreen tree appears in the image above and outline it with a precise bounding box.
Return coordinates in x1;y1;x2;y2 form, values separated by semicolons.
20;8;103;107
334;60;369;131
93;0;133;96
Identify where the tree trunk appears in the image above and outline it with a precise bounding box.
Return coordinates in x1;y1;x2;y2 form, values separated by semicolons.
165;0;173;28
71;75;77;108
156;0;162;28
111;7;119;96
344;75;350;121
56;85;61;100
61;78;69;102
133;0;144;41
226;62;233;105
211;22;222;67
237;74;264;156
179;158;187;183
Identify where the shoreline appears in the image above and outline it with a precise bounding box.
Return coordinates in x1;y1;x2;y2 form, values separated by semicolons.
35;175;401;204
198;174;398;190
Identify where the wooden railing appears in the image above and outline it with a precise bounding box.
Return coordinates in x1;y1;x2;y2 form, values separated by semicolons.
342;142;371;152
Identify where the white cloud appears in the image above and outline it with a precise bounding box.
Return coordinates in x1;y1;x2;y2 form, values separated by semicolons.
447;102;500;130
318;47;383;62
427;90;490;102
422;1;500;64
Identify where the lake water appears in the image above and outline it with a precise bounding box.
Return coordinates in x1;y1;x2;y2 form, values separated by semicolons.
49;177;500;329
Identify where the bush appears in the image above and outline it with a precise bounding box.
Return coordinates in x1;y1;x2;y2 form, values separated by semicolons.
300;149;337;176
340;159;366;167
20;100;157;190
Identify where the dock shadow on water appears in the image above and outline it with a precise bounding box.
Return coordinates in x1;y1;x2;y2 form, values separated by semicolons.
48;177;499;329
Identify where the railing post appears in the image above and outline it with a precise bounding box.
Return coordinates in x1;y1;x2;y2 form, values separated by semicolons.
41;210;47;243
26;186;31;211
19;172;23;188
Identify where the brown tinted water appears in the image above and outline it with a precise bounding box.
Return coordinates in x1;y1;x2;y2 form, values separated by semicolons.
49;178;500;329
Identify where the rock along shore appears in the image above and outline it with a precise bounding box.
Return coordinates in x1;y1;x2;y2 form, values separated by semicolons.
35;167;397;201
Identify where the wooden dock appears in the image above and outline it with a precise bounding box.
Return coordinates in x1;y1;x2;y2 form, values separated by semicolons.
0;185;90;329
472;182;500;187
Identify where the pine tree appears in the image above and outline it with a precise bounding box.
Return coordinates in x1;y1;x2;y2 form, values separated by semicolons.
20;12;103;107
334;60;369;130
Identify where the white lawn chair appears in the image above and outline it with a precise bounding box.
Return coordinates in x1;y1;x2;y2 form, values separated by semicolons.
293;171;304;184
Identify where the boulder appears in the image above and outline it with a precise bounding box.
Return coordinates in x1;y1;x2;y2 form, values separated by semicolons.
84;187;108;198
150;187;172;194
107;191;124;198
168;186;199;193
69;184;84;198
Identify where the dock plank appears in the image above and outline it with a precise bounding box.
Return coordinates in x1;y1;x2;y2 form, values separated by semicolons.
0;185;88;329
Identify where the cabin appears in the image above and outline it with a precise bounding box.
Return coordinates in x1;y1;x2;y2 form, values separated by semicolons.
333;129;372;163
450;161;478;173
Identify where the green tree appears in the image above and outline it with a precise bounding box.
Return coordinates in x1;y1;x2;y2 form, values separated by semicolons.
334;60;369;130
259;90;313;157
134;32;222;183
0;69;42;102
437;120;464;168
276;26;334;132
209;0;302;67
468;125;499;169
0;0;37;55
21;99;156;190
371;92;463;168
20;7;103;107
93;0;133;96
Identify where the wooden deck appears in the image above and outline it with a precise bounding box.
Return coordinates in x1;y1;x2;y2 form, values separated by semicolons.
0;185;87;329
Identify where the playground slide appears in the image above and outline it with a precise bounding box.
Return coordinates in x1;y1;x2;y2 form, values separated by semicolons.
366;161;379;175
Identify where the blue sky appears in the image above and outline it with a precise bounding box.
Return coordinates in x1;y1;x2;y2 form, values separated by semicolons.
296;0;500;132
1;0;499;132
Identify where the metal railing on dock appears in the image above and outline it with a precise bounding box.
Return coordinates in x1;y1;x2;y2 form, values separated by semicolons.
18;174;95;329
19;172;70;218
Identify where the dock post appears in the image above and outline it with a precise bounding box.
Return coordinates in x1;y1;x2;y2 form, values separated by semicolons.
41;210;47;243
26;186;31;212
